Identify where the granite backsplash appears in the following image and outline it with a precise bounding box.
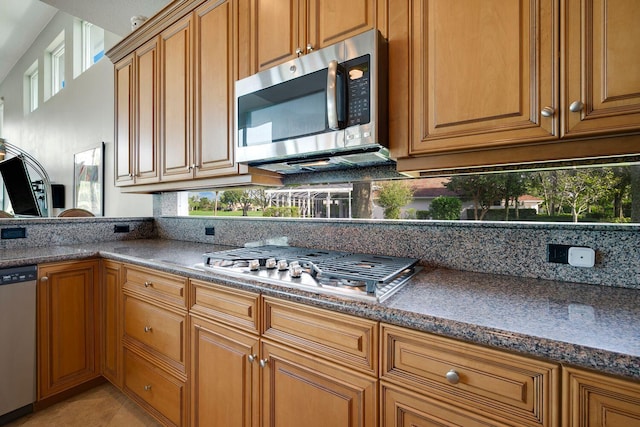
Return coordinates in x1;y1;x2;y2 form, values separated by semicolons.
0;215;637;290
155;216;640;290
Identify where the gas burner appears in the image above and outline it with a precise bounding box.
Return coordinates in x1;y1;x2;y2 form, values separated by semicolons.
196;245;420;302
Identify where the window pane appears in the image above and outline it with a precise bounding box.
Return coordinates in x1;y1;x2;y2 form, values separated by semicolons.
52;43;65;95
82;22;104;72
30;70;38;111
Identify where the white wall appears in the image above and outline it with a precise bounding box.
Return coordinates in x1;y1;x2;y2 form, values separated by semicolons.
0;11;153;217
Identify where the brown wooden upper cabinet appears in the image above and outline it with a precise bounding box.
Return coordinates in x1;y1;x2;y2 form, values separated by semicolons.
159;14;193;182
562;0;640;137
400;0;559;156
160;0;257;183
114;43;161;187
249;0;383;72
110;0;283;191
391;0;640;171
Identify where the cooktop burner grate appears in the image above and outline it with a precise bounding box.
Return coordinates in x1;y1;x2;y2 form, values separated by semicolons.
203;245;418;291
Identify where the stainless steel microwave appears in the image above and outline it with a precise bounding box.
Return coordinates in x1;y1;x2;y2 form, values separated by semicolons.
235;29;388;174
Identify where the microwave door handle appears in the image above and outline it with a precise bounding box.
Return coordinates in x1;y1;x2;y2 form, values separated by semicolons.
327;60;340;130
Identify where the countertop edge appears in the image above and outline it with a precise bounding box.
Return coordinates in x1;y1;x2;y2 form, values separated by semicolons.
6;241;638;382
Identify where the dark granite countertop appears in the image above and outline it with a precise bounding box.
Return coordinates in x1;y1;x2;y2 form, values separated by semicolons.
4;238;638;381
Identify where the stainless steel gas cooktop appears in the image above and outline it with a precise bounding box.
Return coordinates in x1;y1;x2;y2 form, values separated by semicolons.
194;246;420;302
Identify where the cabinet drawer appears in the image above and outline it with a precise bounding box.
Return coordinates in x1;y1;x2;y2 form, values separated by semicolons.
262;297;378;375
124;349;185;427
190;279;260;333
124;264;187;307
381;381;512;427
381;324;559;427
124;295;186;372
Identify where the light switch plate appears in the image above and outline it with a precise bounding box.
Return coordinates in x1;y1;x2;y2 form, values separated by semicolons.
568;247;595;268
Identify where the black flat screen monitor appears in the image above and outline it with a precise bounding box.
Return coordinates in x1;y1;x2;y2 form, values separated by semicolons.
0;156;42;217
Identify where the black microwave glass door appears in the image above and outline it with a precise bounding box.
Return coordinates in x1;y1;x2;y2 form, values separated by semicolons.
238;69;331;147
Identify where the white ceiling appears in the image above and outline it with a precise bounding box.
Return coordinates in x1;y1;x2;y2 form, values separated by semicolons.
0;0;57;83
0;0;171;85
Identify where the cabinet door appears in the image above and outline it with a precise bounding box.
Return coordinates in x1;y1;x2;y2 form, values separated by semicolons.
190;315;259;427
307;0;375;49
134;38;160;184
261;340;377;427
407;0;557;155
160;14;193;182
251;0;378;72
37;260;100;399
251;0;304;71
563;367;640;427
193;0;239;178
563;0;640;137
101;260;123;388
114;54;134;186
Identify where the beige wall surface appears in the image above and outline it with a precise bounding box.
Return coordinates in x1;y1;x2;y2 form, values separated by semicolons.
0;11;153;217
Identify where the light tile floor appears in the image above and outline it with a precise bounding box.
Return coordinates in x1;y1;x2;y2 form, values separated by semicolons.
6;383;162;427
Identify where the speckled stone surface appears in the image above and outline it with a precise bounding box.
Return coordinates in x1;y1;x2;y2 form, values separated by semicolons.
156;216;640;289
0;217;155;249
4;238;638;382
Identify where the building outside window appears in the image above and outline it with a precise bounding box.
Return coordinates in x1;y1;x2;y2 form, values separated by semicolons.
81;21;104;72
25;61;39;112
51;41;65;95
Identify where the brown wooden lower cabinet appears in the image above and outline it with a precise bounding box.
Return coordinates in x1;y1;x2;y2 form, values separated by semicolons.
190;315;259;427
37;260;100;400
101;260;123;388
121;262;188;426
261;340;377;427
563;366;640;427
92;263;639;427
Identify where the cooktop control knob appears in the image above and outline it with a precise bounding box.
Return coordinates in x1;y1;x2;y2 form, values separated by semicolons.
265;258;277;269
277;259;289;271
248;259;260;271
289;263;303;278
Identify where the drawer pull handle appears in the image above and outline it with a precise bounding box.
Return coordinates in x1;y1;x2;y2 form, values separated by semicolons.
248;354;257;363
144;281;153;288
144;326;152;333
144;385;152;391
445;369;460;385
259;358;269;368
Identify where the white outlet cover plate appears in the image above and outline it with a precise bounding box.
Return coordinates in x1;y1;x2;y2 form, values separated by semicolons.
568;247;595;268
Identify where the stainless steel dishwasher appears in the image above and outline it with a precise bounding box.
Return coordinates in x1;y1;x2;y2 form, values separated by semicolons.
0;265;37;425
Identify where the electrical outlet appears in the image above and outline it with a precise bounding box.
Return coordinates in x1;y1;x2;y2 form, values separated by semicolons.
547;244;571;264
1;227;26;239
205;227;215;236
114;225;130;233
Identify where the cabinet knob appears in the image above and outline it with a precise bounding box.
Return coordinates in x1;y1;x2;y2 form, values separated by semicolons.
144;281;152;288
40;276;48;282
445;369;460;384
144;385;152;391
306;44;314;53
259;358;269;368
540;106;555;117
569;100;585;112
295;47;303;57
248;354;257;363
144;326;152;333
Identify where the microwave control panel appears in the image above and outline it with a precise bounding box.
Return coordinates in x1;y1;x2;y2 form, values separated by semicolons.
346;55;371;127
